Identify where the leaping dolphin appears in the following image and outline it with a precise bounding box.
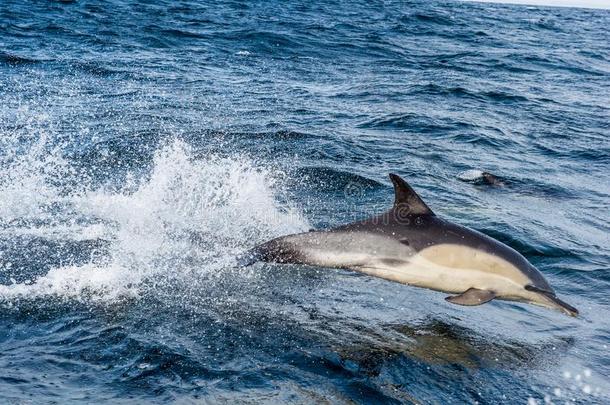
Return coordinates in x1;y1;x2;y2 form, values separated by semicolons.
243;174;578;317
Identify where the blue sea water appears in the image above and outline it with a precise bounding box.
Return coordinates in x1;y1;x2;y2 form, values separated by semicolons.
1;0;609;403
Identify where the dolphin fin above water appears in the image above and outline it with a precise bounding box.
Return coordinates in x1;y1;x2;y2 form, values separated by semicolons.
243;173;579;317
389;173;434;215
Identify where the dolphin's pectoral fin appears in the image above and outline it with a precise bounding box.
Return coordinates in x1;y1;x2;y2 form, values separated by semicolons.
445;288;496;306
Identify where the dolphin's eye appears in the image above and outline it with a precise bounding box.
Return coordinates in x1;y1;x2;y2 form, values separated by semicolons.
399;238;410;246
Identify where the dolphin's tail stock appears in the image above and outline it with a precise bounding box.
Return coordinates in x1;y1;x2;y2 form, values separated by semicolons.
236;248;261;267
235;233;311;268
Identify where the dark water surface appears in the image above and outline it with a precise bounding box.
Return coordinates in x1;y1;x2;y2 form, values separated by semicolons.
1;0;609;403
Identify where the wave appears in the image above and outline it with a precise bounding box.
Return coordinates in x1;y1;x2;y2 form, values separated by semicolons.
358;112;476;132
400;12;462;27
68;60;124;76
411;83;531;103
291;166;384;193
0;51;44;66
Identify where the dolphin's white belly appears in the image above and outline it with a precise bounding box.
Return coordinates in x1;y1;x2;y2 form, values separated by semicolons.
353;243;531;298
356;260;518;296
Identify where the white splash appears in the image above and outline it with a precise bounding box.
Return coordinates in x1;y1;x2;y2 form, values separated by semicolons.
0;138;308;303
457;169;486;182
0;109;73;224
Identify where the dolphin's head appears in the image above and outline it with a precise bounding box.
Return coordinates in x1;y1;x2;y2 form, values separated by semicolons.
522;282;579;317
443;225;579;317
429;223;579;317
473;237;579;317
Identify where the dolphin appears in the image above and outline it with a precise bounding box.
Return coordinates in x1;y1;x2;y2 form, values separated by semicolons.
243;174;578;317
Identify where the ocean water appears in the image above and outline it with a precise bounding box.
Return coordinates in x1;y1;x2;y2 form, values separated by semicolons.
1;0;609;403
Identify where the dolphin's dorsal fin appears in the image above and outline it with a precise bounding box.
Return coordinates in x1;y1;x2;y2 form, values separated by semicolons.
389;173;434;216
